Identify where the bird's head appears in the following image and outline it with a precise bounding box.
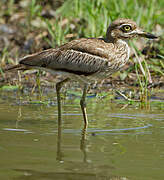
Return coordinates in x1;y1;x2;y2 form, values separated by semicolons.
106;18;157;41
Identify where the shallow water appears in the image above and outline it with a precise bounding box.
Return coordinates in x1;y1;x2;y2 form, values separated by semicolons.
0;92;164;180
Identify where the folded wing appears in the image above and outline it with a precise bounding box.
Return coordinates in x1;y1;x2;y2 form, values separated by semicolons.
20;38;114;75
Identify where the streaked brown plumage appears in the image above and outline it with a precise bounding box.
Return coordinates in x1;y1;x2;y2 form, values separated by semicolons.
3;18;157;127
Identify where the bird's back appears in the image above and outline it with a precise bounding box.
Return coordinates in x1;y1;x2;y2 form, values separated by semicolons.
19;38;130;78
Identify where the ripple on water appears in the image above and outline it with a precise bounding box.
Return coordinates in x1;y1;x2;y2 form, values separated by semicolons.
2;128;33;134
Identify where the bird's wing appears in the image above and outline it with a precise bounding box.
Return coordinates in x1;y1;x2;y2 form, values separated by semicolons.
20;38;114;75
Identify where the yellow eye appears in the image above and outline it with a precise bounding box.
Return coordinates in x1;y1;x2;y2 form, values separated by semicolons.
122;25;132;32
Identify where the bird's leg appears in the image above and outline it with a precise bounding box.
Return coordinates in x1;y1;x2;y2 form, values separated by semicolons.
80;126;87;162
56;122;62;161
80;85;88;162
80;84;88;128
56;78;70;124
55;78;69;162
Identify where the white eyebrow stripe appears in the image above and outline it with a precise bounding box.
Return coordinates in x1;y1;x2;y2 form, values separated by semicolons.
118;24;132;28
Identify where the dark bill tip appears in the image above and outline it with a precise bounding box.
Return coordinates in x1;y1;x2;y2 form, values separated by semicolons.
144;32;158;39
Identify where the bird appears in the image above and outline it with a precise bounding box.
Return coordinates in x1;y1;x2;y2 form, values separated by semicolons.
3;18;157;128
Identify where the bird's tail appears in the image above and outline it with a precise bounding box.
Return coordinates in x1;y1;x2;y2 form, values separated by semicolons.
1;64;27;72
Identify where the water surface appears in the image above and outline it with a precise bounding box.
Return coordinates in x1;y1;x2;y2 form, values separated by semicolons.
0;92;164;180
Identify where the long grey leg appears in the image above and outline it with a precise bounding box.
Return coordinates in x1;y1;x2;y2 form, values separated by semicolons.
80;126;87;162
80;84;88;128
80;84;88;161
56;78;70;123
56;123;62;161
56;78;69;162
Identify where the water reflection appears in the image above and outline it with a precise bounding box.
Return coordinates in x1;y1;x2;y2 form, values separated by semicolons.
13;169;129;180
0;94;164;180
12;125;129;180
56;115;88;164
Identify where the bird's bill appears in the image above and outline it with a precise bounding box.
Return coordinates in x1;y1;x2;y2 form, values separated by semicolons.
136;29;158;39
143;32;158;39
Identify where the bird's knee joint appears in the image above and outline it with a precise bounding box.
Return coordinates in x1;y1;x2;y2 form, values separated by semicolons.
56;83;62;92
80;99;86;107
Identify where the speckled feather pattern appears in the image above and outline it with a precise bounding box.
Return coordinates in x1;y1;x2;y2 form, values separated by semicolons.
17;18;156;84
20;37;129;83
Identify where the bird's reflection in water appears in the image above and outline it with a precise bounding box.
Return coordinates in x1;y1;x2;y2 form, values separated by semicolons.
80;126;88;163
13;117;129;180
56;116;63;162
56;115;88;163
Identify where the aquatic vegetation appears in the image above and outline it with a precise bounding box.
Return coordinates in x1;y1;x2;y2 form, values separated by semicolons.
0;0;163;102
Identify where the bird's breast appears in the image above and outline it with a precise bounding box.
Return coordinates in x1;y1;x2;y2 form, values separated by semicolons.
106;40;130;71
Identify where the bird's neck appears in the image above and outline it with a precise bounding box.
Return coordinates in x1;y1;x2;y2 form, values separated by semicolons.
105;34;130;59
115;39;131;64
115;39;129;46
105;35;128;44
